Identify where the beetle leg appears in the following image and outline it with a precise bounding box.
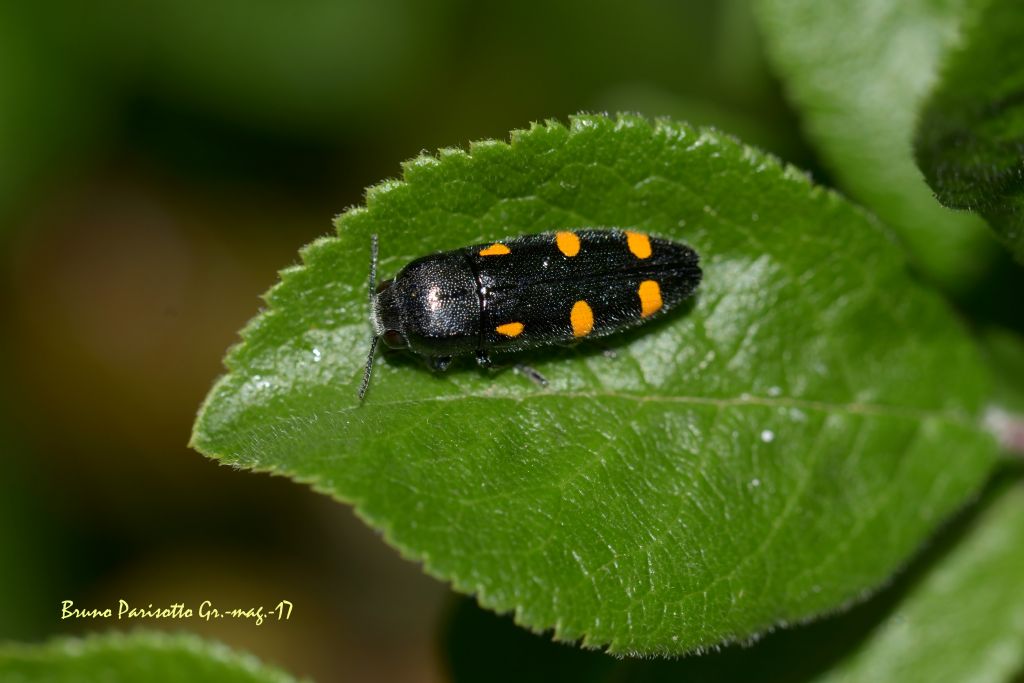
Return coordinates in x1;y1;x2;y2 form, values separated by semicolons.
480;356;548;387
428;355;453;372
514;364;548;387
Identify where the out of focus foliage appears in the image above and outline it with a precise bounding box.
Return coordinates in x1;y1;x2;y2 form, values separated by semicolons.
3;1;1024;682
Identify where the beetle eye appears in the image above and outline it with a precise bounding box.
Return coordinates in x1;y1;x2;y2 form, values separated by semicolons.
376;279;393;294
382;330;407;349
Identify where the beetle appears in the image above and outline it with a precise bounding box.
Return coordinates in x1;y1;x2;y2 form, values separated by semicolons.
359;228;702;399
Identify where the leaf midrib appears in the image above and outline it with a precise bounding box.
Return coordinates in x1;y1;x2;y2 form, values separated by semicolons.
350;389;977;424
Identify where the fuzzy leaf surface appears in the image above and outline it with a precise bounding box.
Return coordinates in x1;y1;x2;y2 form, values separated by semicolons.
193;114;996;655
915;0;1024;263
445;477;1024;683
755;0;996;287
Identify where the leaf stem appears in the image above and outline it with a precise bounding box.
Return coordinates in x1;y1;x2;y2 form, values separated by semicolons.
986;407;1024;456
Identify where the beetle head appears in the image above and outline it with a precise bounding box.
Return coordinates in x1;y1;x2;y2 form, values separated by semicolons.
371;279;409;349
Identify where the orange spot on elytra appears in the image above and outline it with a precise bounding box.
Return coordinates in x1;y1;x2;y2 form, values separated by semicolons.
638;280;662;317
556;231;581;257
625;231;652;259
479;243;511;256
496;322;524;337
570;300;594;337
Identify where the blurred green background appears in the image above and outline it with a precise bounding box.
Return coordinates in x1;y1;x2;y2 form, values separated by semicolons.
0;1;828;681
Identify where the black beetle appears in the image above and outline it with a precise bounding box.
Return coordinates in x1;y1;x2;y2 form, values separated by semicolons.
359;228;701;398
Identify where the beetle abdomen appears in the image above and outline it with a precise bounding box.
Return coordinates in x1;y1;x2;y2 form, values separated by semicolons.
467;229;701;351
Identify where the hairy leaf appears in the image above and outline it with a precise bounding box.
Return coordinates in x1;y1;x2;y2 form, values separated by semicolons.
814;474;1024;681
755;0;997;287
192;114;996;655
445;475;1024;682
915;0;1024;263
0;632;304;683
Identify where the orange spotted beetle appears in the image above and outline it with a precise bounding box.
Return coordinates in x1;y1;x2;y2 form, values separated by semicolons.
359;228;701;398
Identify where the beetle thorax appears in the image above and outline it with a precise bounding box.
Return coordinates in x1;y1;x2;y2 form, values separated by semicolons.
371;280;401;337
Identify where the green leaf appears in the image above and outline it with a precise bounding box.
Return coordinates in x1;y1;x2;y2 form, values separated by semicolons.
914;0;1024;263
0;631;305;683
755;0;997;288
444;475;1024;683
982;328;1024;415
812;474;1024;682
192;114;997;655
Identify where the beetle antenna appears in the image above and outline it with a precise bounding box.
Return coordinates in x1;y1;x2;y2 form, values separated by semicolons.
358;335;380;401
360;234;381;401
368;233;379;301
